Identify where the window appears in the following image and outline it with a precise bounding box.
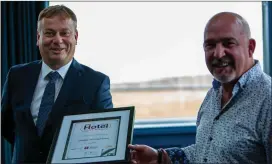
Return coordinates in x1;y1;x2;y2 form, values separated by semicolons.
50;2;263;120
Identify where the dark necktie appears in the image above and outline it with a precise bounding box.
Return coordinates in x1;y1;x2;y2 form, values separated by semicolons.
36;71;60;136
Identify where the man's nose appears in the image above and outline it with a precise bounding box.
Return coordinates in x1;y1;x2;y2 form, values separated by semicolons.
52;33;63;44
214;43;225;58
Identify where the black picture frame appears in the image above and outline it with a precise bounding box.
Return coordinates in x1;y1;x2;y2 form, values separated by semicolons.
46;106;135;164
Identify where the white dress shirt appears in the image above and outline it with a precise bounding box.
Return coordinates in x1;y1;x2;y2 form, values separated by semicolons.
30;60;72;125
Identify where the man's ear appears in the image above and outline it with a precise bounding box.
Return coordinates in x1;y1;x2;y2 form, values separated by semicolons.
248;38;256;58
36;31;40;46
75;29;78;41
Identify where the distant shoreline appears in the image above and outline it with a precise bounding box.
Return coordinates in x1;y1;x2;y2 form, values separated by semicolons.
111;86;211;92
111;74;213;91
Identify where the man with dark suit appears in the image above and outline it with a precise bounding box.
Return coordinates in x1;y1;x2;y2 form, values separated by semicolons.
1;5;113;163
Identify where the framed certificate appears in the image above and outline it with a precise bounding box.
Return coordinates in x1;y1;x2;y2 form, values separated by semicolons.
47;106;135;164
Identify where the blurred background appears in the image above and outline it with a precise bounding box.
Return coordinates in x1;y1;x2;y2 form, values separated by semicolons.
50;2;263;120
2;1;271;164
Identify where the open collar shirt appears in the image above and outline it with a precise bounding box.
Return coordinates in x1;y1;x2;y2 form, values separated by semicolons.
166;60;272;164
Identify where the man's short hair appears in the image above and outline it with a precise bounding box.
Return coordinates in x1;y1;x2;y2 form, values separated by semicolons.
37;5;77;31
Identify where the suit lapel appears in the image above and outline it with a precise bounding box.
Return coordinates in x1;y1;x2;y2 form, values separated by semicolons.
25;61;43;108
23;61;42;131
47;59;83;128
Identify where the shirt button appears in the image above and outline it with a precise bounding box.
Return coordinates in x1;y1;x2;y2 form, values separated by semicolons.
204;158;207;162
209;137;213;141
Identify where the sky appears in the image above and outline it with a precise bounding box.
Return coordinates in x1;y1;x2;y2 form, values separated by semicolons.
50;2;263;84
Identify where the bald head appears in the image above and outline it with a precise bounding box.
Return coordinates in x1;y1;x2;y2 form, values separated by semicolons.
203;11;256;85
204;12;251;39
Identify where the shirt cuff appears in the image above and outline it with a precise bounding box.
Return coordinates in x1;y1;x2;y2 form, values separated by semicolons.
165;147;189;164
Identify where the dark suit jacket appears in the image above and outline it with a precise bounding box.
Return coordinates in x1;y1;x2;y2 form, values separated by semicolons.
1;59;113;163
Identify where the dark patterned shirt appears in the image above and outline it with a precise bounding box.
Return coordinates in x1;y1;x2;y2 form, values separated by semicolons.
165;60;272;164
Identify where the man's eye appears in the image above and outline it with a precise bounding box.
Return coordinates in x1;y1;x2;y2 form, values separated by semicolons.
44;32;54;36
229;42;236;45
204;43;215;50
224;41;236;47
61;32;70;36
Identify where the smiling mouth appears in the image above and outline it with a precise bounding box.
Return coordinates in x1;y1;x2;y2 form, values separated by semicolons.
51;48;65;50
212;62;233;68
50;48;65;53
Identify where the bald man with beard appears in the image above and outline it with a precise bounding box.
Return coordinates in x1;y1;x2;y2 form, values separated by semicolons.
128;12;272;164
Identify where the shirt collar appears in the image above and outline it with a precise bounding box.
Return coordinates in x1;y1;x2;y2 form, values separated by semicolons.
212;60;262;89
41;59;73;80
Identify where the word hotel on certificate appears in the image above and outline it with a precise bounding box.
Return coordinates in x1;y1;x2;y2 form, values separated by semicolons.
64;117;121;160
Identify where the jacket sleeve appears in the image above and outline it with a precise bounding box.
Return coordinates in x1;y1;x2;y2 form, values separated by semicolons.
1;68;15;144
93;75;113;109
